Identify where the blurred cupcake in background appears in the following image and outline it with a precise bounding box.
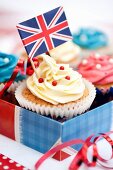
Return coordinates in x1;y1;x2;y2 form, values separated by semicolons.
0;52;39;104
73;27;109;56
0;52;27;103
78;53;113;105
0;52;26;92
49;41;81;68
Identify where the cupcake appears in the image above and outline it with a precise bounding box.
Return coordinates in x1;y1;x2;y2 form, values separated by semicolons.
0;52;25;93
0;52;25;103
73;28;108;49
0;52;25;82
73;28;109;56
49;41;81;67
78;53;113;105
15;54;96;119
78;53;113;90
0;51;39;91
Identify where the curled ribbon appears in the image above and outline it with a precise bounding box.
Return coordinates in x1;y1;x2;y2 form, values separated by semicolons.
35;131;113;170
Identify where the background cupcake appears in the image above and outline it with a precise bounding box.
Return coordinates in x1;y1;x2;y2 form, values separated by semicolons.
0;52;25;82
73;27;109;56
0;52;26;103
0;52;39;93
15;54;96;119
78;53;113;105
49;41;81;68
0;52;26;93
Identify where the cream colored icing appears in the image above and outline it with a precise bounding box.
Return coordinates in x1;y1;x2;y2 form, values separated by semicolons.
27;54;85;105
49;41;81;63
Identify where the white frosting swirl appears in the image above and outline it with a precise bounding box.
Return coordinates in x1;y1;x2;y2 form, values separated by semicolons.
49;41;81;63
27;54;85;105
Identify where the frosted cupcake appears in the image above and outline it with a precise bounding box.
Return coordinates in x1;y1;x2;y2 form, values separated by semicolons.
0;52;26;93
73;28;108;49
49;41;81;67
0;52;25;82
78;53;113;94
73;28;109;57
15;54;96;119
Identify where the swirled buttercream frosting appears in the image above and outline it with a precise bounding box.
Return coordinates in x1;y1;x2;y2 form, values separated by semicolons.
27;54;85;105
49;41;81;63
78;54;113;85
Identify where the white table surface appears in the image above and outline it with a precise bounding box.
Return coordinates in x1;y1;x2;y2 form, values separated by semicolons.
0;134;113;170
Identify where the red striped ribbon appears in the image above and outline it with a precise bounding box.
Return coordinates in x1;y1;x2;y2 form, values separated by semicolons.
35;131;113;170
0;68;19;98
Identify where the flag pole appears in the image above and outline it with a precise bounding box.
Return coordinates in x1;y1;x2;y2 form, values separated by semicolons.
30;59;39;78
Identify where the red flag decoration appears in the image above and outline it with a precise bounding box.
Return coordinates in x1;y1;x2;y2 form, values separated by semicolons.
17;6;72;59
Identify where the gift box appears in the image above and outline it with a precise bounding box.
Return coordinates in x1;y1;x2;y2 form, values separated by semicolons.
0;98;112;161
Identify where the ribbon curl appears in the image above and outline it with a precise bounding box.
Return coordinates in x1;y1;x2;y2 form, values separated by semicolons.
35;131;113;170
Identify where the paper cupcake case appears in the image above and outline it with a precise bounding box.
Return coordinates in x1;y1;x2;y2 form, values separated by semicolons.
15;79;96;119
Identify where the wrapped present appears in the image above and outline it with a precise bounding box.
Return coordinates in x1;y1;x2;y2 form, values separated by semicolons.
0;98;112;161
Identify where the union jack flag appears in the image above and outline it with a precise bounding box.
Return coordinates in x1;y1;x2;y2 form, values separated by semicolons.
17;6;72;59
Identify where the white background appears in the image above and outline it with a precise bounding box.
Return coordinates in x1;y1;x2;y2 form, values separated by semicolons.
0;0;113;31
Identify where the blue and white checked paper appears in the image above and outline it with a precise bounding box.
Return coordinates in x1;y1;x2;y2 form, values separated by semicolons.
20;109;61;153
19;101;113;153
62;101;112;150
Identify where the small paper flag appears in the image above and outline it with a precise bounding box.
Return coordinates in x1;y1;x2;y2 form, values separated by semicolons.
17;6;72;59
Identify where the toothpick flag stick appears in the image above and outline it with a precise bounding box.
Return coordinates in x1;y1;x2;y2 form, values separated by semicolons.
30;58;39;77
17;6;72;76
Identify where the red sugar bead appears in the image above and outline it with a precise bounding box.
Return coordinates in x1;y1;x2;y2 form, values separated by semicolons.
34;61;39;67
52;80;57;86
60;66;64;70
33;58;39;62
27;69;34;75
65;76;70;80
38;78;44;83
